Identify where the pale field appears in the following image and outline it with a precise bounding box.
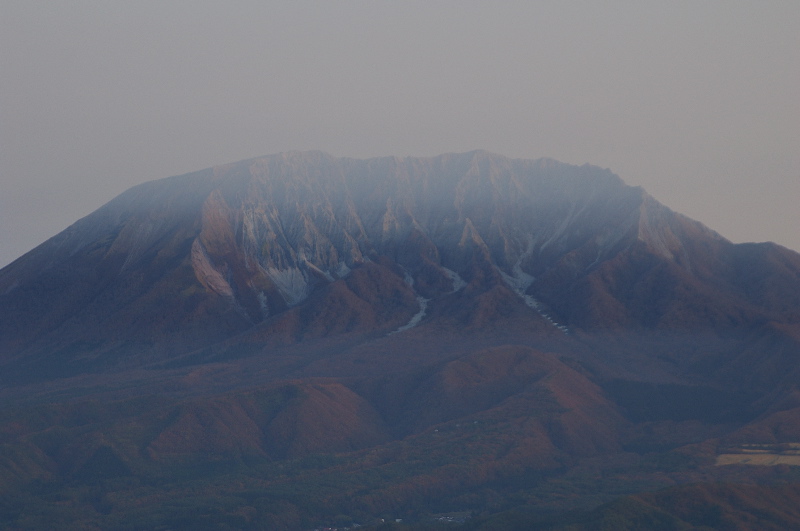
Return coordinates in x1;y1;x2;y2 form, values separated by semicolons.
716;443;800;466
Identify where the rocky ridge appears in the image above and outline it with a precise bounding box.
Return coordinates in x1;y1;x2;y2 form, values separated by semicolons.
2;151;800;528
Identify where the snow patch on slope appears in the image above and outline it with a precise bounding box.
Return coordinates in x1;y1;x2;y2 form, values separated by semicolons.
500;237;569;334
442;267;466;292
388;269;430;335
266;266;309;306
389;296;430;335
257;291;269;318
335;261;351;278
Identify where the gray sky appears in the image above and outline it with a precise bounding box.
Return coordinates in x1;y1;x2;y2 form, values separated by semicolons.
2;1;799;268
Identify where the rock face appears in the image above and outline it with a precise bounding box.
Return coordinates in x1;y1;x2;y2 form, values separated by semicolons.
3;150;798;377
2;151;800;528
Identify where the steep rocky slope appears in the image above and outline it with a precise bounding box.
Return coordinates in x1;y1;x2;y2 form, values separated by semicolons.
1;151;800;528
2;151;798;380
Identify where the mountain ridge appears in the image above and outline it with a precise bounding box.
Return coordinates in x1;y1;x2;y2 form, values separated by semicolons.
2;150;800;528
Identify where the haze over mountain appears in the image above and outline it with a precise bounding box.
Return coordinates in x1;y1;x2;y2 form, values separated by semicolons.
1;151;800;529
4;3;800;271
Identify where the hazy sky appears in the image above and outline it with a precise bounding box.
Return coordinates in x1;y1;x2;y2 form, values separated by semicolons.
2;1;799;267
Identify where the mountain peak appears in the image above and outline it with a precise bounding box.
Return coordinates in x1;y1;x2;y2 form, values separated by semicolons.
1;152;798;377
3;151;800;528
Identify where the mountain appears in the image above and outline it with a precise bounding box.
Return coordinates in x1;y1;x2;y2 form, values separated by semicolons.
1;150;800;529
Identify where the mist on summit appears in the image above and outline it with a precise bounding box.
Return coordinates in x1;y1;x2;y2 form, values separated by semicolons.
2;2;799;268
